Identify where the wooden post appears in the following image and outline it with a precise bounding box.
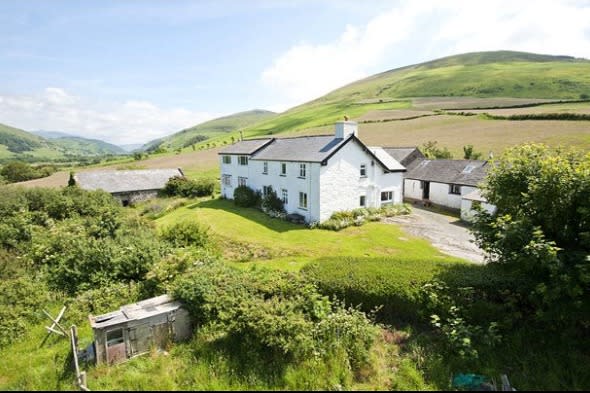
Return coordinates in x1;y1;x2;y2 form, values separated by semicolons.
70;325;90;391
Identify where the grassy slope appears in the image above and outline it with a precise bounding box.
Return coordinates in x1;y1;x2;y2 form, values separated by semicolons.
147;109;277;151
50;137;126;156
155;198;464;271
0;122;59;160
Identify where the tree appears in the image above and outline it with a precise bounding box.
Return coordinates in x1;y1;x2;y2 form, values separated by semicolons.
463;145;482;160
420;141;453;159
472;144;590;325
0;161;38;183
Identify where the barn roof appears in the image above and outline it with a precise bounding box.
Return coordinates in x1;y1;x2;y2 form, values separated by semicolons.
75;168;183;194
405;160;488;186
89;295;184;329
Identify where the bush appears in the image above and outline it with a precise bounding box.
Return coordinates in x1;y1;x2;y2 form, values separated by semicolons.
233;185;260;208
173;263;378;384
163;176;215;198
160;220;211;249
261;186;285;214
302;256;451;323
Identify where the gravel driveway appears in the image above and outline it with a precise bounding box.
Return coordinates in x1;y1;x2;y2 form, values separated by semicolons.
385;207;486;264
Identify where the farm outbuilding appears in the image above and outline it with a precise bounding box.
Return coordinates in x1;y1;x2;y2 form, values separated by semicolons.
89;295;192;365
74;168;184;206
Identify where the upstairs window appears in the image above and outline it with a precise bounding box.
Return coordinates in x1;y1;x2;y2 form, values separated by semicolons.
222;155;231;164
280;162;287;176
299;163;306;179
449;184;461;195
360;164;367;177
263;162;268;174
238;156;248;166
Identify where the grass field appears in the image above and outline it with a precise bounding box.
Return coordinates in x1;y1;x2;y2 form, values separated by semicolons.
448;100;590;115
155;198;465;271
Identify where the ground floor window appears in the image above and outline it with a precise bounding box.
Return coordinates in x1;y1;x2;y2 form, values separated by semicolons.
380;191;393;203
299;192;308;210
449;184;461;195
359;195;366;207
238;177;248;187
281;189;288;205
263;185;272;196
222;174;232;187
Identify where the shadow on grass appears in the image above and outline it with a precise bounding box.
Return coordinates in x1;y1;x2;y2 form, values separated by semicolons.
188;198;308;234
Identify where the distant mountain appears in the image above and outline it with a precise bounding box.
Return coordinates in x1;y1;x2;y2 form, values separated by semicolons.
0;123;127;162
50;136;126;156
143;109;276;151
33;130;77;139
118;144;143;152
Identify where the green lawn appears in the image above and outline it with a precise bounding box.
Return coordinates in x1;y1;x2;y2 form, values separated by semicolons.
155;198;464;271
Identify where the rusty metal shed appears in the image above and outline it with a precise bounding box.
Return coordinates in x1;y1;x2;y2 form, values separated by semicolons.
89;295;192;365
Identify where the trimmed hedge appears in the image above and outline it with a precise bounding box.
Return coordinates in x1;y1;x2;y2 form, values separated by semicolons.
302;256;453;323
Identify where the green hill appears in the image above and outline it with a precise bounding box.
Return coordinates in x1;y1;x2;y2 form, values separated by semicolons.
50;136;126;156
144;109;277;151
233;51;590;140
0;123;127;162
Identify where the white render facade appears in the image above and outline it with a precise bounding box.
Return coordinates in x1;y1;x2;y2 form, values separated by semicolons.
404;179;477;210
219;122;405;223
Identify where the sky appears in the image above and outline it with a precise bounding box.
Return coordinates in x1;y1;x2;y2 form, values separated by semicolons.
1;0;589;145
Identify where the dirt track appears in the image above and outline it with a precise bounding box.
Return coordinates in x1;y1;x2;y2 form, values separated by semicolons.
385;206;486;264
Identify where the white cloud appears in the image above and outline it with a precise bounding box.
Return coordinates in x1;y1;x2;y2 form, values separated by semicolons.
0;88;218;145
262;0;590;107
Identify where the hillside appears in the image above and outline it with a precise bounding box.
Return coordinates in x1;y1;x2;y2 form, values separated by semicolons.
50;136;126;156
144;109;276;151
238;51;590;137
1;123;127;162
0;123;62;161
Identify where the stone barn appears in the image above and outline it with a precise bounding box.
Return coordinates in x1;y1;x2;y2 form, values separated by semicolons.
89;295;192;365
74;168;184;205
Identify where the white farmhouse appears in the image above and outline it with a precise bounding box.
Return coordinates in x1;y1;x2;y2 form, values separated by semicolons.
218;121;406;223
403;159;489;211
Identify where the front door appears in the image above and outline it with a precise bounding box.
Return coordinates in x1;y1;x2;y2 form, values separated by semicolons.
422;181;430;200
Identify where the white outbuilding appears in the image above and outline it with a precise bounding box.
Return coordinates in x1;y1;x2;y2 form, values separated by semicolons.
218;121;406;223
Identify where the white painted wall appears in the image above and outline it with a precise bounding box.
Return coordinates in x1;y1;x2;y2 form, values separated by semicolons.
404;179;423;200
403;179;478;211
319;140;404;222
219;138;404;223
461;199;497;222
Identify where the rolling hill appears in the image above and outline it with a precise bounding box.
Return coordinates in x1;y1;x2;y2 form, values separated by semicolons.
0;123;127;162
238;51;590;138
143;109;276;151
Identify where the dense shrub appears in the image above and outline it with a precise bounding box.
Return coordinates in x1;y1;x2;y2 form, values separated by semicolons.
173;263;378;385
159;220;211;249
302;256;453;323
68;281;141;324
0;276;50;348
261;186;285;215
163;176;215;198
233;185;260;208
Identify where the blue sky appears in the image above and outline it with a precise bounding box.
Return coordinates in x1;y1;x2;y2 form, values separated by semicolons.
1;0;589;144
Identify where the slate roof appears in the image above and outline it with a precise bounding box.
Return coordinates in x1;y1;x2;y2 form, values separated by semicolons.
75;168;183;194
382;147;425;169
89;295;183;329
368;147;406;171
250;135;349;163
462;189;488;202
219;138;273;155
405;160;488;186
